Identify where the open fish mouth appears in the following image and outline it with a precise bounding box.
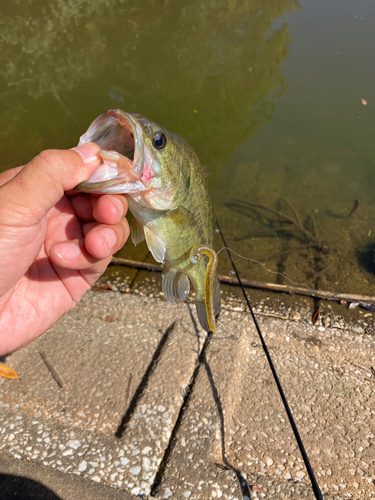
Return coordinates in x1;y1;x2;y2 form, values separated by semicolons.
75;109;146;194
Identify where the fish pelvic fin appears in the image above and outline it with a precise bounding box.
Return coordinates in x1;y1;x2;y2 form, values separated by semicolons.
130;217;145;246
144;226;166;263
162;267;190;304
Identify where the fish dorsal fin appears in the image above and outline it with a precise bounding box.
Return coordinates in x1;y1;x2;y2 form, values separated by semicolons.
144;226;166;263
162;267;190;304
130;217;145;246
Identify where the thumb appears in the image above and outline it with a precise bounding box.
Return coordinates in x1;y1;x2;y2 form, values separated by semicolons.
0;143;102;225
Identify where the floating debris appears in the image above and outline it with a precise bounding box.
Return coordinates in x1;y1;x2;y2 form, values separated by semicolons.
348;302;359;310
359;302;375;312
348;199;358;217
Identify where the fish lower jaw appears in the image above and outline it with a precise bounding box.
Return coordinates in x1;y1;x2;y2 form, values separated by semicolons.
75;177;146;194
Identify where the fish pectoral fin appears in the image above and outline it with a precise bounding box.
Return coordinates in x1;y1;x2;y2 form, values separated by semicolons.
162;267;190;304
144;226;166;263
165;206;196;228
130;217;145;246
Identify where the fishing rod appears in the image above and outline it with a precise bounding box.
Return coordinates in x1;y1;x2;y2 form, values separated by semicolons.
215;218;324;500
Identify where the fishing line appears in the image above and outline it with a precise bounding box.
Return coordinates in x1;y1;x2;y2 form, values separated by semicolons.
215;218;324;500
217;246;317;293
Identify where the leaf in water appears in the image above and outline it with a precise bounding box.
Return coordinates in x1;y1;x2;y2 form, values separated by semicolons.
362;98;368;106
349;199;358;217
312;308;320;325
0;364;19;379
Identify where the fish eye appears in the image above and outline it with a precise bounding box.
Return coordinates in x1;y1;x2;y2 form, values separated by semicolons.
152;132;167;150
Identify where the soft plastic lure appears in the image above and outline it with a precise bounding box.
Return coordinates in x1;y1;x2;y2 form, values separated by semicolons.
190;245;218;331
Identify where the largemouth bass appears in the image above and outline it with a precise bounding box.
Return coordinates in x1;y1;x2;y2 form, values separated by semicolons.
75;109;220;331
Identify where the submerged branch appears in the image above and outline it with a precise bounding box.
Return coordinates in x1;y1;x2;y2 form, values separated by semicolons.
231;198;318;244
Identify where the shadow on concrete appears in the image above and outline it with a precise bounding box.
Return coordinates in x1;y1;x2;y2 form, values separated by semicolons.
148;304;252;498
202;348;252;499
115;322;176;439
188;305;252;499
0;473;63;500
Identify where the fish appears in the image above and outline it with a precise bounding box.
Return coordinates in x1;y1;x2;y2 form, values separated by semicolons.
75;109;221;331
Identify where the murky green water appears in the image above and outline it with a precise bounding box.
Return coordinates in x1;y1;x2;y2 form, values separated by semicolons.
1;0;375;297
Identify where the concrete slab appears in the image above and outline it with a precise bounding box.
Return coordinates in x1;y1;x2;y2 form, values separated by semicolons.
154;309;375;499
0;291;206;497
0;450;132;500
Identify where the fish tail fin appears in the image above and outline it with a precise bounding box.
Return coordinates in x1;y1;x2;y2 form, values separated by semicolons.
162;267;190;304
195;296;211;332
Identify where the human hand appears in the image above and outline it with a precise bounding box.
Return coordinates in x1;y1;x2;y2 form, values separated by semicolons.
0;144;129;355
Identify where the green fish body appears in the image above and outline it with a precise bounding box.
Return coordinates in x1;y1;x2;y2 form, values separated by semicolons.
76;109;220;331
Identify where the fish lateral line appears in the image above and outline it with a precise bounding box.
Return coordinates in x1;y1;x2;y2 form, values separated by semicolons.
190;245;218;332
217;246;316;293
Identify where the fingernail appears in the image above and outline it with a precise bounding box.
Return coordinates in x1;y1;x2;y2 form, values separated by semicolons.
54;242;81;261
72;143;101;164
99;228;117;252
111;197;125;217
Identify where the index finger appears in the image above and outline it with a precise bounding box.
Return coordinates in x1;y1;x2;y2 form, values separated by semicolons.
68;193;128;224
